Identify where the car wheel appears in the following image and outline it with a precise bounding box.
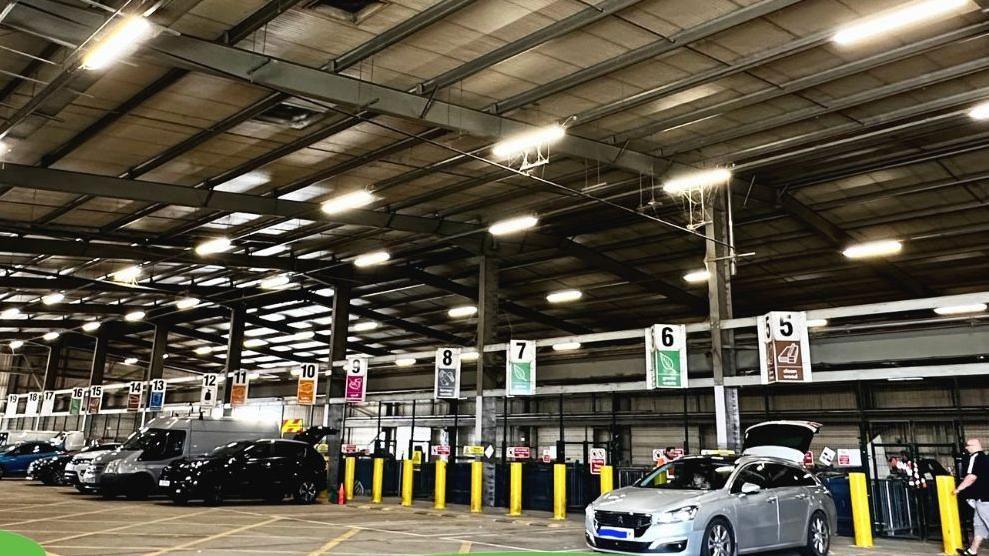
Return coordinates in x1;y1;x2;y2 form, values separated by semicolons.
0;465;6;480
125;477;152;500
701;518;735;556
101;488;117;500
171;494;189;506
293;480;318;505
41;475;57;486
801;511;830;556
204;483;224;506
75;485;88;494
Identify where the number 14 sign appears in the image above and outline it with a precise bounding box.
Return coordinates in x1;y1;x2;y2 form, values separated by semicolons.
645;324;688;389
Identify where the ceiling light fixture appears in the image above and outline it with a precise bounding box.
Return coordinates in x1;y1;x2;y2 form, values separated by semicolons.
194;346;212;355
43;331;60;341
353;250;391;268
321;190;376;214
352;321;379;332
176;297;200;310
552;342;581;351
970;101;989;121
489;215;539;236
448;305;478;318
260;274;291;289
82;321;101;332
42;293;65;305
395;357;417;367
492;124;566;158
292;330;316;341
1;307;22;319
244;338;267;348
124;357;138;365
9;340;23;350
807;318;829;328
290;368;301;376
82;16;154;70
683;269;711;283
124;310;146;322
832;0;968;46
934;303;988;316
461;351;479;362
546;289;582;303
842;239;903;259
194;237;232;256
663;168;732;195
112;266;142;282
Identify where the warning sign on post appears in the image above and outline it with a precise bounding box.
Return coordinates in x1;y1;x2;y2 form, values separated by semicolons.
434;347;461;399
589;448;607;475
230;371;249;407
506;340;536;396
757;311;812;384
645;324;688;389
281;418;304;434
87;386;103;414
431;445;451;458
345;358;368;403
507;446;531;460
297;364;318;406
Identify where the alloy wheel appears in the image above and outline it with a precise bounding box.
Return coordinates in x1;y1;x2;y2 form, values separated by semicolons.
811;515;830;554
706;522;733;556
296;481;317;504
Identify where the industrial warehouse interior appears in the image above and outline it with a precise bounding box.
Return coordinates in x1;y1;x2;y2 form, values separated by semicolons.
0;0;987;554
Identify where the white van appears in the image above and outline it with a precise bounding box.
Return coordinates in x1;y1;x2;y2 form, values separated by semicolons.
93;416;278;499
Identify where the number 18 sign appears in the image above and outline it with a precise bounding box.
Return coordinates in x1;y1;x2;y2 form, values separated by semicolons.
645;324;688;389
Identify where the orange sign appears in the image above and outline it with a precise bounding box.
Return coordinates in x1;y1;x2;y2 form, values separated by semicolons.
297;364;318;406
230;383;248;406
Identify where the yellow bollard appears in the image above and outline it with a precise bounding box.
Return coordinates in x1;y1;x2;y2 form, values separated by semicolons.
600;465;614;495
508;462;523;516
344;457;356;501
371;457;384;503
553;463;566;520
936;475;964;555
434;459;447;509
470;461;483;513
401;459;414;507
848;472;873;548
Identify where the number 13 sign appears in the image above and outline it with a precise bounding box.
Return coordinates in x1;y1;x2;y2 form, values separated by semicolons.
757;311;812;384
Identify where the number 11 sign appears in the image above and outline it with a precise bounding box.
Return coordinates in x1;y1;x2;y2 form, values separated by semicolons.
645;324;688;389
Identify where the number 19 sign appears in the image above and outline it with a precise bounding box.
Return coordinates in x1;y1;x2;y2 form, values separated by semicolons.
645;324;688;389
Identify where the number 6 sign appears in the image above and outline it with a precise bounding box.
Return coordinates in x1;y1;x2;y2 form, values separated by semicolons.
645;324;688;389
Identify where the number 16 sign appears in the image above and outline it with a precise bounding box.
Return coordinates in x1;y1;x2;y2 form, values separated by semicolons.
645;324;688;389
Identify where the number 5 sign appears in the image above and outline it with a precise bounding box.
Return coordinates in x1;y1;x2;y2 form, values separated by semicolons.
757;311;812;384
645;324;688;389
506;340;535;396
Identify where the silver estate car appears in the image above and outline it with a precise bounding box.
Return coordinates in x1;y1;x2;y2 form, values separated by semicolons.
585;421;836;555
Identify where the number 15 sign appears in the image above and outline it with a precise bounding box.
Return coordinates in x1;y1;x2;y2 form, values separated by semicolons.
645;324;688;389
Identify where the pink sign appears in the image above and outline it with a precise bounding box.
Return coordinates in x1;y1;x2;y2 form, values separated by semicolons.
345;375;365;403
430;445;451;457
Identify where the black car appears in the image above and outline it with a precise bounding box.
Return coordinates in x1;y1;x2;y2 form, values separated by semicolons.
158;439;326;506
28;443;120;486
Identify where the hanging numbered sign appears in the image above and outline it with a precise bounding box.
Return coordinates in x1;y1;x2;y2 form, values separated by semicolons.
5;394;18;417
69;387;85;415
25;391;40;416
87;385;103;414
200;373;219;408
645;324;689;389
344;358;368;403
127;381;143;412
757;311;812;384
40;391;56;416
148;379;166;411
230;370;250;407
296;364;318;406
434;347;462;399
506;340;536;396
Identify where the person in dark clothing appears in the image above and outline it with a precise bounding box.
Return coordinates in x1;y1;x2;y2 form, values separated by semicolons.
956;439;989;556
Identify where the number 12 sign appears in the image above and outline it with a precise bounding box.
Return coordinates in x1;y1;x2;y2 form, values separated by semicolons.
645;324;688;389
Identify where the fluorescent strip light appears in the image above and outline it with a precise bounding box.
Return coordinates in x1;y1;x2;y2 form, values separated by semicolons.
194;346;212;355
887;377;924;382
82;321;101;332
553;342;581;351
546;289;582;303
448;305;478;318
663;168;732;195
321;190;376;214
43;331;60;341
113;266;142;282
395;358;417;367
195;237;232;256
42;293;65;305
260;274;291;289
842;239;902;259
807;319;829;328
1;307;22;319
970;101;989;121
290;369;301;376
492;124;566;158
124;357;138;365
124;310;145;322
244;338;268;348
354;250;391;268
488;215;538;236
833;0;968;46
9;340;23;350
461;351;479;362
683;269;711;283
176;297;200;310
352;321;379;332
248;372;260;380
934;303;988;316
82;16;154;70
292;330;316;341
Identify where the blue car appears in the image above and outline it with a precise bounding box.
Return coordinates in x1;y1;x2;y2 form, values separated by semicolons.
0;442;62;479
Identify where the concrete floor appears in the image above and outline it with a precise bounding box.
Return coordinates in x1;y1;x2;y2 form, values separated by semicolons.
0;479;950;555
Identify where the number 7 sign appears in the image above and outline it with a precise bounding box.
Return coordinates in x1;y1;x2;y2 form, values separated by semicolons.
506;340;535;396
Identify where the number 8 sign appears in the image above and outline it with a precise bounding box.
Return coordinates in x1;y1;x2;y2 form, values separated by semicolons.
434;347;462;399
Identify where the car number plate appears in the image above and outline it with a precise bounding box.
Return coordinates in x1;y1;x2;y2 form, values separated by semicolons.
26;476;32;480
158;480;171;487
598;527;633;539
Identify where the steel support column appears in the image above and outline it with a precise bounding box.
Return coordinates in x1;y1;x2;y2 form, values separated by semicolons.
223;306;245;411
42;340;62;392
326;280;351;500
706;188;741;450
475;255;498;505
146;324;169;426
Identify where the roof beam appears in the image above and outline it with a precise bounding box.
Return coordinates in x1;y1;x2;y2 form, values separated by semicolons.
0;276;257;296
169;325;320;365
306;292;471;346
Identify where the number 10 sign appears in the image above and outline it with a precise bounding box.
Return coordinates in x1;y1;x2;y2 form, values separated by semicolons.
645;324;688;389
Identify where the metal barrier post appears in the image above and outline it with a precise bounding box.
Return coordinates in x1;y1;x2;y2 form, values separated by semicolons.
470;461;483;513
936;475;964;555
553;463;566;520
344;457;356;501
434;459;446;509
372;457;384;503
401;459;414;507
849;472;874;547
600;465;614;495
508;462;522;516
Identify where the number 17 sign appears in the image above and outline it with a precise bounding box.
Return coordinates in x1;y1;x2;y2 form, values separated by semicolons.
645;324;688;389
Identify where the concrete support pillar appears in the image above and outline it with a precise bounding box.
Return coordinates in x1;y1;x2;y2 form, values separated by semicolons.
85;330;109;438
475;255;498;506
706;187;741;450
325;281;351;499
146;324;169;426
222;305;245;410
42;340;62;391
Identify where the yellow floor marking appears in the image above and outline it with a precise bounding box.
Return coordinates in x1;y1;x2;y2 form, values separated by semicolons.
143;516;281;556
0;508;114;528
307;527;360;556
458;540;472;553
42;509;216;545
